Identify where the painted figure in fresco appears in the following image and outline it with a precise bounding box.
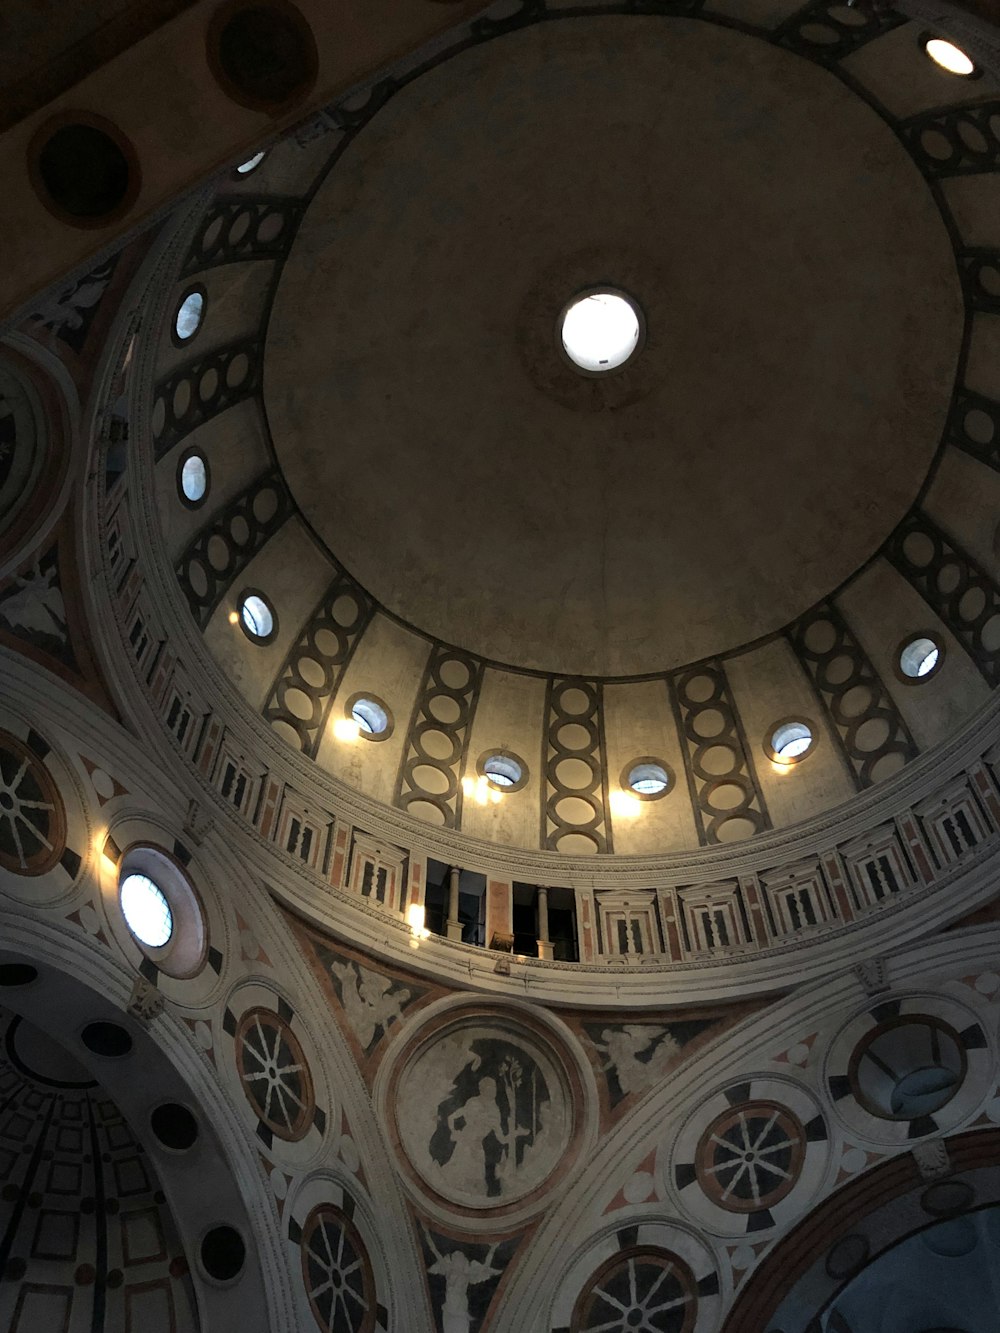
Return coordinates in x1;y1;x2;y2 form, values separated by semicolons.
426;1233;502;1333
444;1076;504;1187
595;1025;678;1098
438;1054;542;1196
330;957;410;1048
32;264;112;335
0;563;67;645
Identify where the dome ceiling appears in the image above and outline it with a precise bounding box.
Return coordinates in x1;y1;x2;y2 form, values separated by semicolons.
266;18;960;678
134;0;1000;862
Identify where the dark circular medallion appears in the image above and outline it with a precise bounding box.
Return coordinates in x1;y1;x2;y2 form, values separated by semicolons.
572;1247;697;1333
300;1204;376;1333
200;1224;246;1282
235;1007;314;1141
0;731;65;878
81;1022;132;1059
30;115;139;225
208;1;318;112
695;1100;806;1213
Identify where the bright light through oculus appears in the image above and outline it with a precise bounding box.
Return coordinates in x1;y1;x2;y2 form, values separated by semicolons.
561;291;641;373
771;721;813;762
627;762;670;796
351;698;388;735
924;37;976;76
174;290;204;341
900;636;940;679
120;873;173;947
240;594;273;639
236;151;266;174
483;755;522;788
181;454;207;503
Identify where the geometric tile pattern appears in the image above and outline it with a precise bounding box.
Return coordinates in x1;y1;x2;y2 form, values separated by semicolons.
0;1012;198;1333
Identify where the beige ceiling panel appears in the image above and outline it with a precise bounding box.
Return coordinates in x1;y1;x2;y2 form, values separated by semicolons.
202;515;330;712
317;615;430;807
924;446;1000;580
704;0;800;28
226;128;337;199
602;679;699;855
460;669;547;850
156;398;273;561
155;259;274;380
836;556;990;751
843;21;1000;119
940;174;1000;247
724;638;855;829
963;313;1000;401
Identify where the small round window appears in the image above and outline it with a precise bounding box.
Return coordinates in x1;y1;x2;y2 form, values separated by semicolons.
174;288;205;343
114;845;207;978
560;288;643;374
899;635;942;681
179;451;209;506
120;872;173;947
768;720;814;764
922;34;977;77
351;697;389;737
239;592;275;643
483;755;521;788
477;750;528;792
625;760;672;800
235;150;266;175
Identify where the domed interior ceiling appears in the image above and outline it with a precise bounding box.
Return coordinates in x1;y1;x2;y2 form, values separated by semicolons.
266;18;959;678
145;3;1000;859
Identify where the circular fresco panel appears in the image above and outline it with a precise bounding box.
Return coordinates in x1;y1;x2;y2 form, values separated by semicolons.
395;1016;574;1211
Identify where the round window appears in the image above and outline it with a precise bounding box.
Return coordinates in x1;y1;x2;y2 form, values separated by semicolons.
899;635;941;681
625;760;672;799
560;289;643;374
351;697;389;736
114;845;207;978
179;451;209;505
483;754;522;788
477;750;528;792
174;288;205;343
768;720;814;763
119;872;173;947
240;592;275;642
235;150;266;175
922;35;976;76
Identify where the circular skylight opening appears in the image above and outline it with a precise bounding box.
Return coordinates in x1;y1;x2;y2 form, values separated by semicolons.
770;720;813;763
180;452;208;504
560;289;642;373
236;150;266;175
174;289;205;342
483;754;522;788
923;36;976;76
627;761;671;797
240;592;274;641
351;698;388;736
900;635;941;680
119;872;173;947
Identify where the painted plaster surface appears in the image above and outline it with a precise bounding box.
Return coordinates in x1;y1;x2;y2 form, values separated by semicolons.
398;1023;571;1208
266;17;961;676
